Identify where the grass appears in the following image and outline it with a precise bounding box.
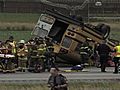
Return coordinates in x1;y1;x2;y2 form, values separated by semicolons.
0;13;39;30
0;30;31;41
0;23;120;41
0;13;120;41
0;13;40;41
0;13;39;23
0;83;48;90
69;81;120;90
0;81;120;90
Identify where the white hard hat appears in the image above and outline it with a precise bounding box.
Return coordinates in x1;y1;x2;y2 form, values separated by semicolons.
19;40;25;44
76;65;81;67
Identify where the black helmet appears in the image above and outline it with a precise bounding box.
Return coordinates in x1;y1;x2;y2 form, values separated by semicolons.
9;36;14;40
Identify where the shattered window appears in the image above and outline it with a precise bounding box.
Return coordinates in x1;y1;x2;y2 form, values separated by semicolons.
32;27;48;38
61;36;72;48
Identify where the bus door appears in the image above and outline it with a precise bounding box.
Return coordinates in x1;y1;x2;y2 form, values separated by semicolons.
48;20;69;44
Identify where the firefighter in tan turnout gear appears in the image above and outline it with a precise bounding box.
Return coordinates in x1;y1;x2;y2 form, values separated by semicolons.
1;43;15;73
17;40;28;72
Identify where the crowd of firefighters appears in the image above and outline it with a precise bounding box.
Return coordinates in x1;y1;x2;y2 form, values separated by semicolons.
0;36;56;73
0;36;119;74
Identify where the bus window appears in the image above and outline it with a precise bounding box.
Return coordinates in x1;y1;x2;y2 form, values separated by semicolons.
32;27;48;38
48;20;69;43
61;36;72;48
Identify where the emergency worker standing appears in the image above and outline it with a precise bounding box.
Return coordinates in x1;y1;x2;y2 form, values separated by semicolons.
2;40;16;72
113;43;120;74
44;37;56;71
79;40;91;67
37;43;46;72
17;40;28;71
38;41;46;54
7;36;17;68
96;40;111;72
28;38;47;72
28;44;41;72
7;36;17;54
48;68;68;90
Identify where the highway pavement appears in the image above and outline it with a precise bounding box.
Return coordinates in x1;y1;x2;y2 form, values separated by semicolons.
0;67;119;83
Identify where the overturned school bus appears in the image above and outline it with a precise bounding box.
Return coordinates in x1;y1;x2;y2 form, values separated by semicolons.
32;10;115;64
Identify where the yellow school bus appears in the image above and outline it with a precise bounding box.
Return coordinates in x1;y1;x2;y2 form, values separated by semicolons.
32;10;115;64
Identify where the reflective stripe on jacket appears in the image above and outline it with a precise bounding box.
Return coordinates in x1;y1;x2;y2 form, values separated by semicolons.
80;46;90;55
114;45;120;57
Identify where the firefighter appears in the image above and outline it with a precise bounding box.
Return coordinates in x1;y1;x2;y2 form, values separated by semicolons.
37;43;46;72
45;42;56;71
17;40;28;72
96;40;111;72
28;44;39;72
1;41;15;73
112;42;120;74
7;36;18;68
7;36;17;54
28;38;46;72
26;38;36;67
79;39;92;67
48;68;68;90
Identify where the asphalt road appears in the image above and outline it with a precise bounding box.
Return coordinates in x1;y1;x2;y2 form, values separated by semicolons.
0;67;119;83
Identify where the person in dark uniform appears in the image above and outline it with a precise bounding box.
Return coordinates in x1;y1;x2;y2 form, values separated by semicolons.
96;40;111;72
48;68;68;90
